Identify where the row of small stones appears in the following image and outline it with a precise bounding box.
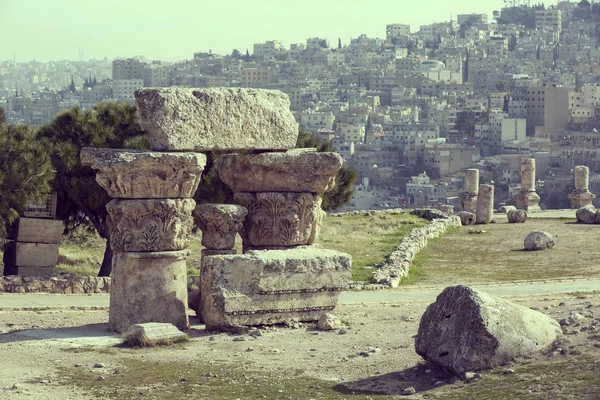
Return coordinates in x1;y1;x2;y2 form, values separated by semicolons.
332;208;460;289
1;209;452;294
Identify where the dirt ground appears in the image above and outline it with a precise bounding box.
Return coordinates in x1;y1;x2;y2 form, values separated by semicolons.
0;291;599;400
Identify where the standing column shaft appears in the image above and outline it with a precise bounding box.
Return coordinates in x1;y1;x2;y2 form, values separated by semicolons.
476;184;494;224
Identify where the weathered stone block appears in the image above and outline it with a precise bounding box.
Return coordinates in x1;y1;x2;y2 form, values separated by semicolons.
123;323;187;346
109;251;189;333
524;231;555;251
106;199;195;252
3;242;59;268
415;285;561;377
8;218;63;244
234;192;325;248
507;209;527;223
195;204;247;250
576;205;596;224
457;211;475;226
217;152;343;193
200;247;352;328
135;88;299;151
80;148;206;199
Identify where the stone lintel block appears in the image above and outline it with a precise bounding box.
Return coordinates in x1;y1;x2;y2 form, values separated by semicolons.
107;199;196;252
109;250;189;333
200;247;352;327
135;88;299;151
81;148;206;199
3;242;59;268
234;192;325;248
195;204;247;250
217;151;343;193
8;218;63;244
123;323;188;346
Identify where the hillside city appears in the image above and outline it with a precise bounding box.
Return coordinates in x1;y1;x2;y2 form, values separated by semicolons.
2;1;600;211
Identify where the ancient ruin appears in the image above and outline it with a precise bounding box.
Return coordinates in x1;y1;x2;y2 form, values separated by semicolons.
515;158;540;212
81;87;351;332
475;184;494;224
460;169;479;213
568;166;595;209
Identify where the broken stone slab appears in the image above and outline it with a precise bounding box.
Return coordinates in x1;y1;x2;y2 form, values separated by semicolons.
8;218;64;244
123;323;188;347
109;251;189;333
576;205;596;224
216;152;343;193
200;247;352;328
507;209;527;223
135;88;299;151
457;211;475;226
195;204;248;250
415;285;561;377
524;231;555;251
106;199;196;252
234;192;325;248
80;148;206;199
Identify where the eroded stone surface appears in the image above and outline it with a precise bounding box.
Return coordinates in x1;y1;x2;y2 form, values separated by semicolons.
458;211;476;226
475;185;494;224
135;88;299;151
415;285;561;377
217;152;343;193
515;158;540;212
464;169;479;194
199;247;352;327
569;166;595;208
234;192;325;248
80;148;206;199
507;209;527;223
576;205;596;224
109;251;189;333
498;205;517;214
123;323;187;346
107;199;195;252
8;218;64;244
524;231;555;251
195;204;247;250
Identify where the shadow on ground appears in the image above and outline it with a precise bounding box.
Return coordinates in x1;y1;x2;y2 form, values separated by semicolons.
334;363;453;396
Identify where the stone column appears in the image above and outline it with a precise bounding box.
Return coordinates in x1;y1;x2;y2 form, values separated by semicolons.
195;204;247;257
515;158;540;212
569;166;596;208
460;169;479;213
476;184;494;224
81;148;206;332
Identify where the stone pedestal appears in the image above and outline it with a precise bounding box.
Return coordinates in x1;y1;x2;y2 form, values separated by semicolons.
569;166;596;208
460;169;479;213
515;158;540;212
476;184;494;224
81;147;206;333
109;251;189;332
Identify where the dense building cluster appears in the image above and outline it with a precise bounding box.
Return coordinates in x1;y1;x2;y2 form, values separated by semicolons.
2;1;600;210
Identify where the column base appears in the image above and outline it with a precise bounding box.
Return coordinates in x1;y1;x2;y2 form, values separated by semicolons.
569;191;596;209
109;250;190;333
515;191;541;212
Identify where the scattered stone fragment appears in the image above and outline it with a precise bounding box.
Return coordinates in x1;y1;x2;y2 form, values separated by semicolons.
123;323;188;347
464;372;481;381
524;231;555;251
318;313;343;331
403;387;416;395
93;363;105;368
415;285;562;376
507;209;527;223
503;369;515;375
458;211;476;226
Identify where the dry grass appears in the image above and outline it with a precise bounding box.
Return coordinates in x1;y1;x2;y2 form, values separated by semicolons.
412;218;600;286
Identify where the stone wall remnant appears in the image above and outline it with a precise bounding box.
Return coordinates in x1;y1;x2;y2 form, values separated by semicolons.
569;166;595;209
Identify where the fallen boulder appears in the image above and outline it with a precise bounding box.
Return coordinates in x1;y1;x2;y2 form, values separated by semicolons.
458;211;475;226
415;285;561;377
576;205;596;224
123;323;188;347
524;231;555;251
507;209;527;223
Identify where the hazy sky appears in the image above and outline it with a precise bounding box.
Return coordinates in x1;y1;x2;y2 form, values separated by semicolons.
0;0;506;62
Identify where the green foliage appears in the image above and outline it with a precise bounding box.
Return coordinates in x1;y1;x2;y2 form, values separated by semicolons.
494;5;543;28
0;122;54;238
455;110;489;144
296;128;332;152
0;107;5;124
36;102;146;276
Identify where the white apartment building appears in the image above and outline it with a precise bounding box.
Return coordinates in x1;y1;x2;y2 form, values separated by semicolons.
386;23;410;40
113;79;143;101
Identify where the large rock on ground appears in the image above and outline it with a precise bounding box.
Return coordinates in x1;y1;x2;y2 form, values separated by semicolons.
507;209;527;223
576;205;597;224
458;211;475;226
135;88;299;151
524;231;555;251
415;285;561;377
